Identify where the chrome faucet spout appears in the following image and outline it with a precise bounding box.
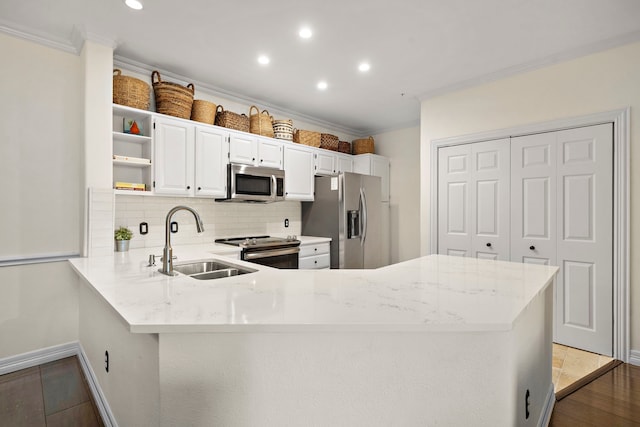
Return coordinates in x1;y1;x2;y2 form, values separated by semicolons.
160;205;205;276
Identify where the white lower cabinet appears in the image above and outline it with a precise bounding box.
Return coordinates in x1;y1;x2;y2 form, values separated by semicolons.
283;144;315;201
299;242;330;269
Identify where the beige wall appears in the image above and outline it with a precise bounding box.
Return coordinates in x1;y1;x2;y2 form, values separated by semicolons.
0;33;82;358
374;126;421;263
420;41;640;351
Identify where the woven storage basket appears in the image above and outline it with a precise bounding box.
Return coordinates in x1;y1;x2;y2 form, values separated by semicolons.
272;119;293;141
352;136;375;154
190;100;217;124
338;141;351;154
215;105;250;132
152;71;194;119
113;69;150;110
293;129;321;147
320;133;339;151
249;106;275;138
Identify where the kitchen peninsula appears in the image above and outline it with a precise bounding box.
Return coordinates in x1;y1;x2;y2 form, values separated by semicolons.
69;246;557;426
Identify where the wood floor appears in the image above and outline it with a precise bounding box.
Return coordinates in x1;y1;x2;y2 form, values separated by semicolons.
0;356;103;426
550;363;640;426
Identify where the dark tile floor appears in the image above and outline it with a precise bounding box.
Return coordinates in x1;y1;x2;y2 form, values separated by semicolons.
0;356;103;426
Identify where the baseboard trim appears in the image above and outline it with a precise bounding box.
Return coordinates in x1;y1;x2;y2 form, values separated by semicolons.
538;383;556;427
0;342;78;375
630;349;640;366
0;342;117;427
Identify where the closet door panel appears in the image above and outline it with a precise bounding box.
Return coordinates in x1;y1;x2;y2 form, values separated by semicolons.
555;123;613;355
471;139;510;260
510;133;557;266
438;145;472;257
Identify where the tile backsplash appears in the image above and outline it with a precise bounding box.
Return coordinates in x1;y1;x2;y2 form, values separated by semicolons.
115;195;301;249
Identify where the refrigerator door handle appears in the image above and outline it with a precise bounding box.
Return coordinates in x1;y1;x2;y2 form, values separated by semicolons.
360;187;368;246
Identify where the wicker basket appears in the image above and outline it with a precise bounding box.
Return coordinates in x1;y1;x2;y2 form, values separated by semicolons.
190;100;217;124
113;69;150;110
320;133;339;151
152;71;194;119
338;141;351;154
293;129;321;147
215;105;250;132
249;106;275;138
272;119;293;141
352;136;375;154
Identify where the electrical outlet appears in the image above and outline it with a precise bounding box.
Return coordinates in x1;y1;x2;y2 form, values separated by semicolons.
139;222;148;235
284;218;289;228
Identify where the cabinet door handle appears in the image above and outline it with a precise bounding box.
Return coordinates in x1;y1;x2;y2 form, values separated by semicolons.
260;159;263;163
529;245;535;251
314;248;317;251
187;185;191;190
252;157;256;161
197;187;202;191
486;242;492;247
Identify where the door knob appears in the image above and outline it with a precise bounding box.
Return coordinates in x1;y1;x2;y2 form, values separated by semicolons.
486;243;492;247
529;245;535;251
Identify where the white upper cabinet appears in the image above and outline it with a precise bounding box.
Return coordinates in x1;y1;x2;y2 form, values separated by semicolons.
353;153;390;202
336;154;353;173
258;137;283;169
153;116;195;196
194;125;228;198
229;131;283;169
314;151;336;176
283;144;315;201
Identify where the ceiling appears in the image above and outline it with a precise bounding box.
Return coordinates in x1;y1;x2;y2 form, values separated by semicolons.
2;0;640;135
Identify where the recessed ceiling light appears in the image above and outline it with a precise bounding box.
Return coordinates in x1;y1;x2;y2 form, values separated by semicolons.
317;81;328;90
124;0;143;10
258;55;270;65
358;62;371;72
299;27;313;39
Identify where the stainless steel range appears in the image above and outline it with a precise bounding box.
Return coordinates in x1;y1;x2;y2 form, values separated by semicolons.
215;235;301;269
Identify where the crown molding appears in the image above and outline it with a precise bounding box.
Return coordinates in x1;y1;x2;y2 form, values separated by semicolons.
114;55;369;137
418;30;640;102
0;18;77;54
71;26;117;54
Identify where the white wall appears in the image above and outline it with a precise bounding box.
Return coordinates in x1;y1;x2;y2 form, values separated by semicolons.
374;126;421;263
0;32;81;259
0;33;82;358
420;41;640;351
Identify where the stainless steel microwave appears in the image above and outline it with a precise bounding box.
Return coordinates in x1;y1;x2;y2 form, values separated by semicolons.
216;163;285;202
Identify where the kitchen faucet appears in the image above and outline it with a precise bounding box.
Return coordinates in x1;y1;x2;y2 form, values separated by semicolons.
159;205;204;276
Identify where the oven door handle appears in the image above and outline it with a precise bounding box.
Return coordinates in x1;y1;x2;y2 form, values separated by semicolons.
243;247;300;260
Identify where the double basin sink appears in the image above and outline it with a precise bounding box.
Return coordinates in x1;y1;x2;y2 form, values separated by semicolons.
173;260;257;280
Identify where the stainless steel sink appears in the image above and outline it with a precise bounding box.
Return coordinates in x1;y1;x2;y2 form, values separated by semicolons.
173;260;256;280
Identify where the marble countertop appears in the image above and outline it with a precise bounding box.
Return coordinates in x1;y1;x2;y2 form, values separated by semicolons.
69;243;558;334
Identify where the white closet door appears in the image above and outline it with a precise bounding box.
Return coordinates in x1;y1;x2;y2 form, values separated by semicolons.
555;124;613;355
438;145;472;257
511;133;557;266
471;139;510;260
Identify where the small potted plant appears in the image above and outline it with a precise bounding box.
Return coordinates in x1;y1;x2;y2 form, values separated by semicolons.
114;226;133;252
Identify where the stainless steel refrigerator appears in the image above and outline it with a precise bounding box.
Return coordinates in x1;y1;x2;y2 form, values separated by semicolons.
302;172;383;269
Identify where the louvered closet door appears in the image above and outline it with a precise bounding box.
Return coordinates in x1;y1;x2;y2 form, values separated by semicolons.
470;139;510;260
438;145;472;257
511;133;557;266
555;124;613;355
